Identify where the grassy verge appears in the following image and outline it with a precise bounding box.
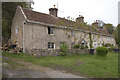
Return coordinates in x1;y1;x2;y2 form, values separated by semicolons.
2;52;118;78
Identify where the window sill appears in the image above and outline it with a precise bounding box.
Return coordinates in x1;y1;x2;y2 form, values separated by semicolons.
48;34;55;36
48;48;55;50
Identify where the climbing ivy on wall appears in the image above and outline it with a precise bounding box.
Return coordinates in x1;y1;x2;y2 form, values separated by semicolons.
89;33;93;48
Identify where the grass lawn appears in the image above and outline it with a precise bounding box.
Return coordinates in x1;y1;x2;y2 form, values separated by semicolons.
2;52;118;78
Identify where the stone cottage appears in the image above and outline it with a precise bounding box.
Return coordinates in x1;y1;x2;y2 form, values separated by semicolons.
11;6;116;53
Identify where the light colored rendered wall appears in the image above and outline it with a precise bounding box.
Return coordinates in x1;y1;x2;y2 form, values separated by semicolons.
24;22;116;53
24;23;73;52
11;7;116;52
91;34;116;48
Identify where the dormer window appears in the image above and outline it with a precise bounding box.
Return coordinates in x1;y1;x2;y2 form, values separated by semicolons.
48;27;53;34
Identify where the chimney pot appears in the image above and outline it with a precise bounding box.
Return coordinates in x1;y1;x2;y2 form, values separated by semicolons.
49;5;58;17
92;20;98;27
54;5;56;8
76;15;84;24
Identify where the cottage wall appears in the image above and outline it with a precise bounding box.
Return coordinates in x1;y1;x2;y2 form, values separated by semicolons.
11;6;26;48
11;6;116;54
24;23;74;52
91;34;116;48
24;22;116;53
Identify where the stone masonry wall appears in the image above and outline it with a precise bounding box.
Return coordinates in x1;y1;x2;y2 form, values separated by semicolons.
11;6;26;48
31;49;89;57
11;6;116;54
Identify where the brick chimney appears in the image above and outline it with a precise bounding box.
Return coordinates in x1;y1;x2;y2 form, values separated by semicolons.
92;20;98;27
76;15;84;24
49;5;58;17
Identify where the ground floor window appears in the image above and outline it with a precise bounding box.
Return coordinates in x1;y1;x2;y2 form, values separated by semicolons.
48;42;55;48
82;40;86;46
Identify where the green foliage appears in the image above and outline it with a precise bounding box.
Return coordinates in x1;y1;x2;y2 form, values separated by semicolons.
105;43;112;47
85;45;88;48
89;33;93;48
3;52;118;78
59;52;66;56
2;2;32;43
113;24;120;46
102;42;105;46
73;44;80;48
68;35;71;38
81;45;85;49
80;44;88;49
97;35;100;38
59;42;69;56
109;46;116;52
104;24;114;34
96;47;108;56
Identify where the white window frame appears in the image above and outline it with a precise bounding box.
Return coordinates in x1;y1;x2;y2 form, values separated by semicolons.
48;42;55;49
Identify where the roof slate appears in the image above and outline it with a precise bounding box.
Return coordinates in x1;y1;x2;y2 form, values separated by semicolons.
22;8;112;37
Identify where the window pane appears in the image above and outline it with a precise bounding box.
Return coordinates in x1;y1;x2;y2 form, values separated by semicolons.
48;27;50;34
48;27;53;34
16;26;19;34
50;27;53;34
48;42;54;48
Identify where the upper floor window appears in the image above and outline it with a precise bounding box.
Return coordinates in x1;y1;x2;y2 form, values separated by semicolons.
48;27;53;34
16;26;19;34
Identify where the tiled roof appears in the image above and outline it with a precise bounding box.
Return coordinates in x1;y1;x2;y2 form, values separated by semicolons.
22;8;112;37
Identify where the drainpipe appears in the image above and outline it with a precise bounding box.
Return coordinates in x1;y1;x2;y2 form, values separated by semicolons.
23;22;25;53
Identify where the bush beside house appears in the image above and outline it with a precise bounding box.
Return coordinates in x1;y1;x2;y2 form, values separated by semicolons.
96;47;108;56
59;43;69;56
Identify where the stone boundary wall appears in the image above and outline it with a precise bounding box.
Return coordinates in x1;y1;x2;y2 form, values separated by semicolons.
31;49;89;57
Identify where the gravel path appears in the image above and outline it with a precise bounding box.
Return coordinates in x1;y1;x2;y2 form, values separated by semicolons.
2;56;85;78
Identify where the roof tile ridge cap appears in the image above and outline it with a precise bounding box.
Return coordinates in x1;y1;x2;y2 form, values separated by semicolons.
19;6;28;20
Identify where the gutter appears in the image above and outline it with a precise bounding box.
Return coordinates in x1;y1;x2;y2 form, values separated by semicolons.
23;22;25;53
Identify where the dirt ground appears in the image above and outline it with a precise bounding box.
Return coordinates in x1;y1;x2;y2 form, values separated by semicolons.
2;56;85;78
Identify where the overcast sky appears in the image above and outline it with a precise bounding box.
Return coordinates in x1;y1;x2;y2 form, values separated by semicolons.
31;0;119;26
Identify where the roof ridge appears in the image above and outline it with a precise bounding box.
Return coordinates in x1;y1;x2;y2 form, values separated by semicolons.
22;7;49;16
22;7;76;23
23;8;60;18
21;7;112;37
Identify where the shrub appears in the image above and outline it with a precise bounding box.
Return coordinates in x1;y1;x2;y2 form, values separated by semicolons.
59;42;69;56
59;52;66;56
85;45;88;48
74;44;80;48
105;43;112;47
81;45;84;49
81;45;88;49
102;43;105;46
96;47;108;56
109;46;116;52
